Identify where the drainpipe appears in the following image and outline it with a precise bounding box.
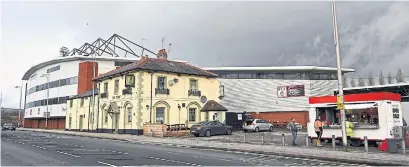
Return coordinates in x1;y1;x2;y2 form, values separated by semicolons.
150;71;155;123
96;82;101;132
88;96;91;132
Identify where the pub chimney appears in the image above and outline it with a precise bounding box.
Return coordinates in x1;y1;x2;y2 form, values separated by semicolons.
157;49;168;60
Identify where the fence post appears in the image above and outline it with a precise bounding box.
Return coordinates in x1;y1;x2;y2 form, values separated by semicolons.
364;136;368;153
261;132;264;144
305;134;309;147
332;135;336;149
281;134;285;146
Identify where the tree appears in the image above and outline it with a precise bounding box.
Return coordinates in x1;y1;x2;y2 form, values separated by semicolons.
59;46;70;57
342;76;348;88
379;71;385;85
358;76;366;87
396;68;405;83
387;72;393;84
350;77;356;87
368;72;375;86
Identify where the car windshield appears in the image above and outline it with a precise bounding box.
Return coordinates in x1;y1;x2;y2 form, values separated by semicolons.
4;123;13;126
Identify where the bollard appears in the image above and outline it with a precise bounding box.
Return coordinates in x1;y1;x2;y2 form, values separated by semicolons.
281;134;285;146
261;132;264;143
364;136;368;153
161;129;164;138
305;134;309;147
332;135;336;149
150;129;153;137
243;132;247;142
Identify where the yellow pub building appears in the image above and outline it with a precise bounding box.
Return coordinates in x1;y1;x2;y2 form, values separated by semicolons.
65;50;225;135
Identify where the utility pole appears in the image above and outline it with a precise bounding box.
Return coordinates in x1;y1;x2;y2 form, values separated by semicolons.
15;85;23;127
332;0;348;147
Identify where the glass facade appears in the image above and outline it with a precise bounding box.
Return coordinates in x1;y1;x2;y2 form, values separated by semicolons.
26;96;70;108
27;76;78;95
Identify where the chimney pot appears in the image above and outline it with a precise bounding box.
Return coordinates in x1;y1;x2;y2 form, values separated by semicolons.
157;49;168;60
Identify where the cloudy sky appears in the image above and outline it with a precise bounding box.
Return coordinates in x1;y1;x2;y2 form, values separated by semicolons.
1;1;409;108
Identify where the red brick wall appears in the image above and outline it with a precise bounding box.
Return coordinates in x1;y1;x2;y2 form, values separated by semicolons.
250;111;309;126
78;62;98;95
23;119;33;128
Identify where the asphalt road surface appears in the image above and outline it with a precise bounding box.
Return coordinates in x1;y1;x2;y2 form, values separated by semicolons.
1;131;363;166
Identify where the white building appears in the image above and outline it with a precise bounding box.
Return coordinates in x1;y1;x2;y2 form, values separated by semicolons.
22;56;138;128
203;66;355;128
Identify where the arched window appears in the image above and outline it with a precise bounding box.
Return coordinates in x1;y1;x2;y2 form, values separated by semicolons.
127;107;132;123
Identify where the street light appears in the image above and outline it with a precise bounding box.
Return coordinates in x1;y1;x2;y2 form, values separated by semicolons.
331;0;348;147
40;73;50;129
14;85;23;127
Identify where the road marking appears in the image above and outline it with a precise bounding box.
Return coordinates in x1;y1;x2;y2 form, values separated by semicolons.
97;161;117;167
148;156;200;166
56;151;80;158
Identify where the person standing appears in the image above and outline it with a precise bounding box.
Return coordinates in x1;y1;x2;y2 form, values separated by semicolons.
314;117;323;147
289;117;298;146
345;116;354;146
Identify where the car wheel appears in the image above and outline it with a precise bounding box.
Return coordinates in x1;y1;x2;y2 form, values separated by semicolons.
226;129;232;135
243;130;248;133
351;139;362;147
269;126;273;132
205;130;211;137
194;134;199;137
254;127;259;133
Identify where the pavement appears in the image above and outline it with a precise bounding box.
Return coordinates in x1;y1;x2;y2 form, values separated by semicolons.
13;128;409;166
1;131;362;166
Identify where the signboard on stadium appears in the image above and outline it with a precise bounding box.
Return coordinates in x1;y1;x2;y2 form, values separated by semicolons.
277;85;305;98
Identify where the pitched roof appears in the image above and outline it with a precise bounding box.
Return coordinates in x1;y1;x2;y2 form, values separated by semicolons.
200;100;228;112
68;88;99;100
95;57;217;81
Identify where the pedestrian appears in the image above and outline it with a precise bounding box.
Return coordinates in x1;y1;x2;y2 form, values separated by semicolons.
289;117;298;146
345;115;354;146
314;117;323;147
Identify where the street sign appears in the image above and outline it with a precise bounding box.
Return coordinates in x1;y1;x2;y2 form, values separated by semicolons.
336;95;344;110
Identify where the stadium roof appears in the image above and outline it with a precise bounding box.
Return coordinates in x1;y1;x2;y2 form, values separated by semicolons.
203;66;355;72
22;56;139;80
334;82;409;102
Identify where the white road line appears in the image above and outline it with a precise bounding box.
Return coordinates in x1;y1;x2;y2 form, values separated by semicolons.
148;156;200;166
97;161;117;167
56;151;80;158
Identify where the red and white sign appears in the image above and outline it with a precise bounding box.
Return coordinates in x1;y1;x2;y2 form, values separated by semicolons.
277;85;305;98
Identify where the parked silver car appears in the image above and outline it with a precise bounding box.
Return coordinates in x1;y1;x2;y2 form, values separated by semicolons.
243;119;273;132
190;121;233;137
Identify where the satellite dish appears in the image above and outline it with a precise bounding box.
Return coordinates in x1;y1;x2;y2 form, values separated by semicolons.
168;80;175;86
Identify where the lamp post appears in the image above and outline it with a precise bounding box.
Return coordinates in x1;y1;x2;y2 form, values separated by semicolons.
15;85;23;127
331;0;347;147
41;73;50;129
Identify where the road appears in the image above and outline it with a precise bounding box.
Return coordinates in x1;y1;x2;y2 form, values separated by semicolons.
1;131;362;166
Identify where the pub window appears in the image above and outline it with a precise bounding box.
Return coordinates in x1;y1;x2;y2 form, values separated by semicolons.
189;108;197;122
80;98;84;107
104;82;108;93
157;77;166;89
155;107;165;123
189;79;198;90
114;80;119;94
127;107;132;123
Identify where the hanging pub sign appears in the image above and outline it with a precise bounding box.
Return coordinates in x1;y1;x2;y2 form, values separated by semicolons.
125;74;135;87
277;85;305;98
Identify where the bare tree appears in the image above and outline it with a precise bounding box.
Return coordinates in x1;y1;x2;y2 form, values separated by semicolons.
350;77;356;87
387;72;393;84
59;46;70;57
342;76;348;88
358;76;366;87
368;72;375;86
379;71;385;85
396;68;405;83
